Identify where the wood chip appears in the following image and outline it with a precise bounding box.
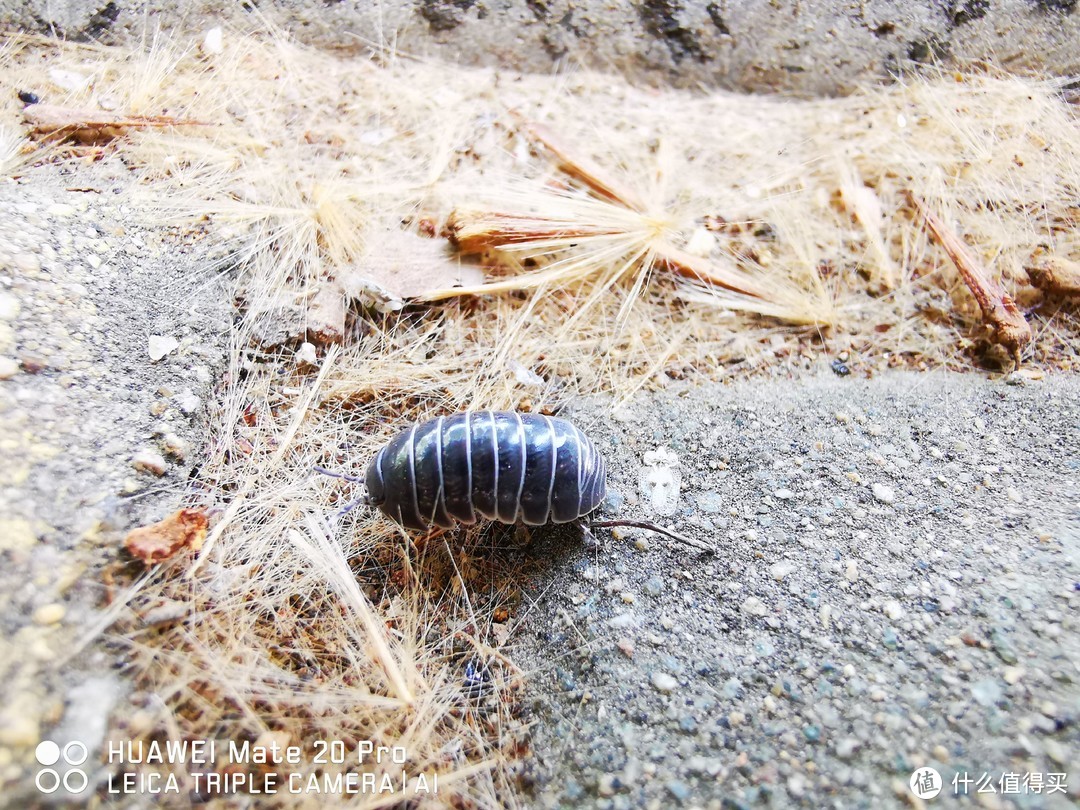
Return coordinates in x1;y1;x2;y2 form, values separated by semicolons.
124;508;209;565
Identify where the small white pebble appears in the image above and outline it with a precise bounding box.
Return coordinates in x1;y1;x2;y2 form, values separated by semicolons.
769;560;795;581
48;68;88;93
202;26;224;55
33;604;65;625
46;202;76;217
883;600;904;621
0;293;20;320
651;672;678;693
0;357;19;380
147;334;179;361
741;596;767;617
872;482;896;504
160;433;188;460
295;342;318;366
175;390;201;415
132;449;168;476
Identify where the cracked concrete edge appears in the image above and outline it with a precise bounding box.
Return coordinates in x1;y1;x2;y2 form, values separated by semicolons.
1;1;1078;97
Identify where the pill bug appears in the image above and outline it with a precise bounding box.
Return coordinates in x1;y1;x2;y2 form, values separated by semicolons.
364;410;607;530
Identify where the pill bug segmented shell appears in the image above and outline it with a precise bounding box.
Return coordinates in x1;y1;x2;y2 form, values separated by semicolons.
365;411;607;530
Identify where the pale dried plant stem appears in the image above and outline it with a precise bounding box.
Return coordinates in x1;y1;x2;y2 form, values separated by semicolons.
190;345;340;576
655;243;776;299
289;515;414;703
516;117;647;212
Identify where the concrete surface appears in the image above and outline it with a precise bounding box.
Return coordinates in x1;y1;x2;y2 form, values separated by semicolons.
1;1;1079;96
518;372;1080;808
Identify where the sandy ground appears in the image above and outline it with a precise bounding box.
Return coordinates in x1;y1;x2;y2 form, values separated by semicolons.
1;167;1078;808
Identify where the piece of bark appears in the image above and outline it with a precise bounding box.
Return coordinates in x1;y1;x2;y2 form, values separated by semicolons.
124;508;209;565
908;193;1032;369
1026;256;1080;297
23;103;203;145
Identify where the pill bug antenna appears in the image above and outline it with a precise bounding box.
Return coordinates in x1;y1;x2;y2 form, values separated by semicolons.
591;519;716;555
313;465;375;517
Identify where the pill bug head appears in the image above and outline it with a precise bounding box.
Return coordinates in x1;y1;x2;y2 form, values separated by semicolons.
363;449;386;508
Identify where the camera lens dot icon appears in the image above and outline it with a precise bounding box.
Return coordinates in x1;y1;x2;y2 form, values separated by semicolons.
35;741;61;767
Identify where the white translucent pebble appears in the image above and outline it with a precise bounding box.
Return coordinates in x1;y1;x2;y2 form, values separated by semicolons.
508;358;544;387
295;342;317;366
48;68;89;93
684;227;716;257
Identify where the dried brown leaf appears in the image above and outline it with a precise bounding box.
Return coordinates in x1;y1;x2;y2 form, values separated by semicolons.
339;228;485;304
124;508;209;565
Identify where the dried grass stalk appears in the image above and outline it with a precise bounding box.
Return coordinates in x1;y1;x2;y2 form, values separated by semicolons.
515;116;647;212
909;192;1032;368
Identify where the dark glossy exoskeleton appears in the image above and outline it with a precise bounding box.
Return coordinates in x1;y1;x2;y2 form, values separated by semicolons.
365;411;607;530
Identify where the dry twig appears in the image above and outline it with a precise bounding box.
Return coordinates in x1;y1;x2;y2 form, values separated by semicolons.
908;192;1032;368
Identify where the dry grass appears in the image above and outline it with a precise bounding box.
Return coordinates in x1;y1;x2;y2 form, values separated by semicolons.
2;23;1079;808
